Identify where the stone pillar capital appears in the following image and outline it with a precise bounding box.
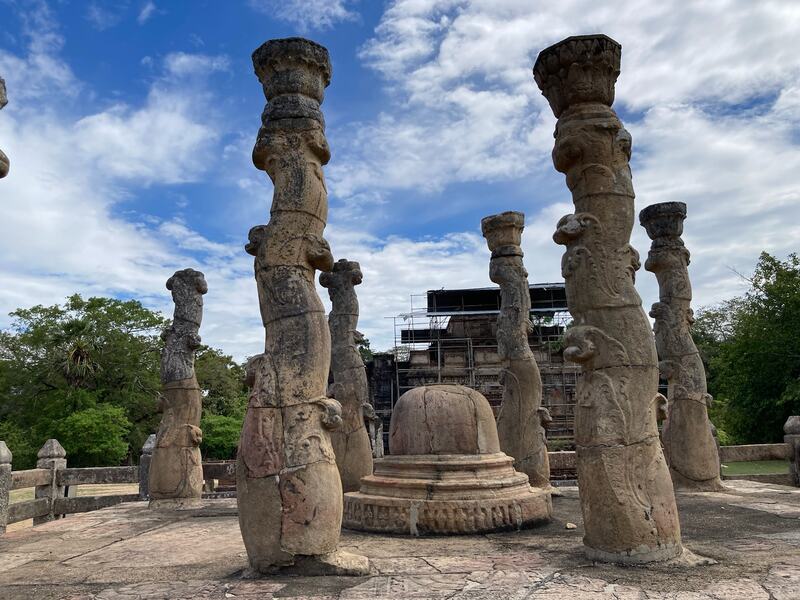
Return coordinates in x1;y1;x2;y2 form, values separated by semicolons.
481;211;525;257
533;34;621;118
640;202;687;244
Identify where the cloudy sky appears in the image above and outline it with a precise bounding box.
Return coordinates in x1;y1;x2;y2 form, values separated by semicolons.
1;0;799;359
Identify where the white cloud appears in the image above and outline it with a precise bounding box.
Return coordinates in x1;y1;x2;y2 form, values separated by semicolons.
3;0;800;361
85;2;127;31
248;0;359;32
0;12;259;357
321;0;800;349
163;52;230;77
138;1;157;25
0;1;79;102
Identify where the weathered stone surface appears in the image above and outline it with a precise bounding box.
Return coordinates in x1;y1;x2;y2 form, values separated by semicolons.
481;211;551;488
3;482;800;599
345;384;552;534
149;269;207;507
0;442;10;535
320;259;374;492
786;416;800;487
34;439;67;525
0;77;8;179
641;202;724;491
237;36;368;576
388;385;500;456
534;34;682;563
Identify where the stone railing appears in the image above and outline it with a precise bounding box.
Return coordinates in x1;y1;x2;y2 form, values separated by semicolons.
546;417;800;488
0;437;238;535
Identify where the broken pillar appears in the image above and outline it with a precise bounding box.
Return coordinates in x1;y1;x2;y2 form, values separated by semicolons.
320;259;374;492
149;268;207;508
481;211;551;488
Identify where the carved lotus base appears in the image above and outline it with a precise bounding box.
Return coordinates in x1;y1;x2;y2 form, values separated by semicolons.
343;453;552;535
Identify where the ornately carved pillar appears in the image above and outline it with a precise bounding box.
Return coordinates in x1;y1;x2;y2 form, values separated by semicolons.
481;211;551;489
640;202;723;491
149;268;207;508
1;77;9;178
320;259;374;492
534;35;683;563
237;37;369;576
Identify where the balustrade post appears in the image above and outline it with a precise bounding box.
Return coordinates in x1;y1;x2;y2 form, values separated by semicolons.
785;416;800;487
138;434;156;500
0;441;11;534
34;439;66;525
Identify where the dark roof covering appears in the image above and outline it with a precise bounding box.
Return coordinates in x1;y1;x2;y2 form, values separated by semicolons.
425;282;567;315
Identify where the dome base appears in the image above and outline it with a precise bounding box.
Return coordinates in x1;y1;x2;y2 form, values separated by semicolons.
343;453;552;535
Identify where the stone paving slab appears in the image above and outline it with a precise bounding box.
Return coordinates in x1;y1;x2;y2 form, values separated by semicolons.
0;481;798;599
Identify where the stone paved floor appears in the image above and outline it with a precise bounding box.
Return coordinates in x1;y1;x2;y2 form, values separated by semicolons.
1;481;799;599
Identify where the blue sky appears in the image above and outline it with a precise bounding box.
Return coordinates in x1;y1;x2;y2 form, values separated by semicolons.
1;0;799;359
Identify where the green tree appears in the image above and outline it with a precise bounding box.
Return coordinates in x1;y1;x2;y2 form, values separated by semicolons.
55;405;132;467
0;294;165;467
200;413;242;460
694;253;800;443
357;335;374;363
195;346;247;417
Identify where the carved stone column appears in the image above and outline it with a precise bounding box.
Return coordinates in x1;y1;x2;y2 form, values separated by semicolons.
640;202;723;491
1;77;9;178
481;211;551;488
149;268;207;508
534;35;682;563
320;259;374;492
237;37;369;576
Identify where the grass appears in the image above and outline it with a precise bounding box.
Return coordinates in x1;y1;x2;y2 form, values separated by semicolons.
720;460;789;476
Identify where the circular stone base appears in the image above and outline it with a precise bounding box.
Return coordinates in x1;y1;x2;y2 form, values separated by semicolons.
148;497;204;510
343;453;552;535
584;542;683;565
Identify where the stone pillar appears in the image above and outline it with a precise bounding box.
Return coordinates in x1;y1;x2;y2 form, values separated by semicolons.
149;269;207;508
786;416;800;487
0;441;11;534
237;37;368;576
319;259;374;492
640;202;723;491
138;434;156;500
0;77;8;179
363;402;385;459
34;439;67;525
534;35;682;563
481;211;551;488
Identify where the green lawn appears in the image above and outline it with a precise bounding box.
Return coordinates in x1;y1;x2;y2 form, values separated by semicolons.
720;460;789;476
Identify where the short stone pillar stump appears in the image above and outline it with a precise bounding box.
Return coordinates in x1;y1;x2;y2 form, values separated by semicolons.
343;384;552;535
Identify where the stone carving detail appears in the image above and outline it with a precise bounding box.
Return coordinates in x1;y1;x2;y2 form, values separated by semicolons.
534;35;682;563
1;77;9;179
320;259;374;492
343;385;552;535
640;202;723;491
481;211;550;487
237;37;368;577
149;269;207;508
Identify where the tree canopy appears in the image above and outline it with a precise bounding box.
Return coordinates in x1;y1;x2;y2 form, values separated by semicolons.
0;294;247;468
693;252;800;444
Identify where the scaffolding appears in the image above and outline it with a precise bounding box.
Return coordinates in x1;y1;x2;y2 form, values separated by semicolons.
370;284;580;450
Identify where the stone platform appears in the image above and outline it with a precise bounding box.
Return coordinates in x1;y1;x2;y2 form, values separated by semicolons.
1;481;799;599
